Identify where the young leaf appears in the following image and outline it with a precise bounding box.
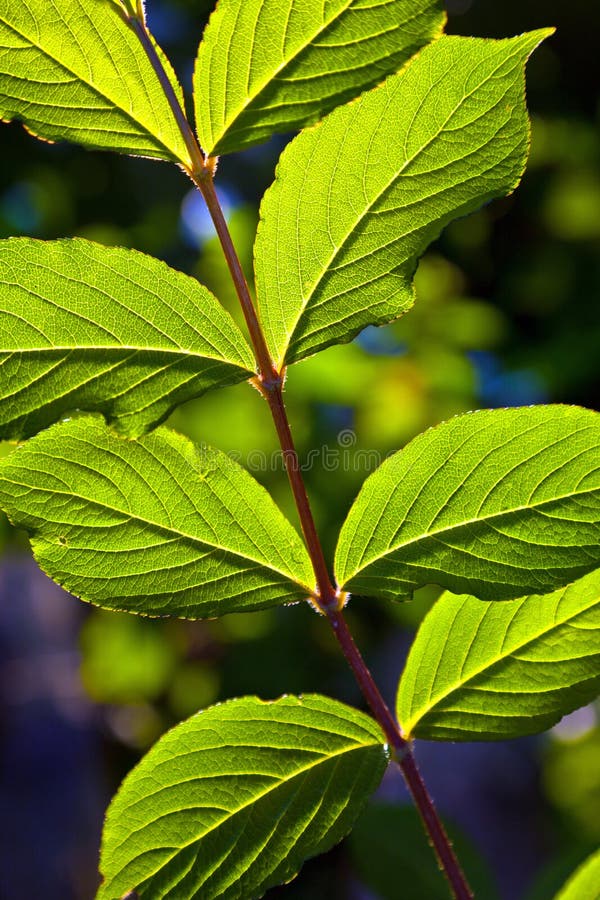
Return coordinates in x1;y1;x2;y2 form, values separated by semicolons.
553;848;600;900
254;30;551;369
0;417;314;617
335;406;600;602
0;0;191;163
98;694;388;899
0;238;255;440
0;238;254;439
397;569;600;741
194;0;445;157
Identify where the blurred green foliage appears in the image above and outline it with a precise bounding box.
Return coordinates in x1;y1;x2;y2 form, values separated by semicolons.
0;0;598;897
543;716;600;843
348;803;499;900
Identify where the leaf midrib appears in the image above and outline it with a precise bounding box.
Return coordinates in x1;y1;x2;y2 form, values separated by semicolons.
0;9;187;163
344;483;599;583
108;739;379;885
7;472;310;590
401;591;600;734
210;0;356;150
0;344;253;368
272;38;521;368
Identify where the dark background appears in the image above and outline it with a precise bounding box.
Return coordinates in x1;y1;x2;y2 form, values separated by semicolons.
0;1;598;897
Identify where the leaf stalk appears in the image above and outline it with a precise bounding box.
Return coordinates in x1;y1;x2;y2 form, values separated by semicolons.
127;14;205;173
192;173;279;385
327;609;472;899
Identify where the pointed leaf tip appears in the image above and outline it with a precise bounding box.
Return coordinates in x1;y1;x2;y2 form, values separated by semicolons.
255;31;551;368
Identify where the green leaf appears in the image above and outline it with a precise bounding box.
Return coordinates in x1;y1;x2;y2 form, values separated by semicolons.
397;569;600;741
194;0;445;157
98;694;387;899
335;406;600;602
0;238;255;439
523;846;600;900
554;848;600;900
0;417;314;617
0;0;191;163
254;30;551;369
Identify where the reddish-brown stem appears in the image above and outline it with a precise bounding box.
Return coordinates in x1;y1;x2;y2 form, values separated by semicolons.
127;8;276;389
190;170;337;605
327;610;410;748
399;753;473;900
194;166;473;899
192;173;278;386
198;171;473;899
127;14;204;174
264;386;338;605
328;610;473;900
135;26;475;888
327;609;402;747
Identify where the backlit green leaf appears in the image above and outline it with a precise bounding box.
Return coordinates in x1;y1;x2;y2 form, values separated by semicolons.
98;694;387;899
554;849;600;900
0;0;191;163
255;30;551;369
0;417;314;617
397;569;600;741
0;239;255;439
335;406;600;602
194;0;445;157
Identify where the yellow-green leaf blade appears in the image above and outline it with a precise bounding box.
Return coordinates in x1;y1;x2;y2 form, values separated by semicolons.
194;0;445;157
397;570;600;741
0;417;314;617
0;238;255;439
554;849;600;900
0;0;190;163
255;30;551;369
98;694;387;899
335;406;600;602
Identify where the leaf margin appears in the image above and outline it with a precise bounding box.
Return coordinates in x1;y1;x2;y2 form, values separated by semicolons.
0;416;316;619
98;693;388;899
396;568;600;741
334;404;600;603
0;236;256;440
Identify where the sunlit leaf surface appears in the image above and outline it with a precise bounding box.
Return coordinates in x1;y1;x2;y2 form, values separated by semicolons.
194;0;445;156
0;0;191;162
336;406;600;601
0;238;254;439
397;569;600;740
98;694;387;899
0;417;314;617
553;848;600;900
255;31;551;368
